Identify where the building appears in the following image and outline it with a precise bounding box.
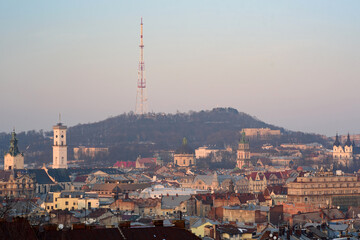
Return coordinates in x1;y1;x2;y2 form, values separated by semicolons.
242;128;281;139
136;157;157;168
195;147;219;159
174;138;196;167
4;130;24;170
73;146;109;160
286;172;360;208
333;133;353;166
0;170;35;198
42;191;99;212
53;121;68;169
236;131;251;169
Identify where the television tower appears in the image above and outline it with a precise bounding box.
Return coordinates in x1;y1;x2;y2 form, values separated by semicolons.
136;17;148;115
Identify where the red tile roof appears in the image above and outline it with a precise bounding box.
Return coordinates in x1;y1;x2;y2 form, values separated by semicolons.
114;161;136;168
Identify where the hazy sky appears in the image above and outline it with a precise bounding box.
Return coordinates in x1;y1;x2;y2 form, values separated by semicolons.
1;1;360;136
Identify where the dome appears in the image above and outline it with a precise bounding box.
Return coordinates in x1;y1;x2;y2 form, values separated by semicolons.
175;138;194;154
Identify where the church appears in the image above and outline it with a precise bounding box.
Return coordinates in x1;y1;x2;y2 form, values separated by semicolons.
333;133;360;166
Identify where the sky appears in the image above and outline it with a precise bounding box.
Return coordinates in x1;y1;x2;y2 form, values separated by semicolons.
1;1;360;136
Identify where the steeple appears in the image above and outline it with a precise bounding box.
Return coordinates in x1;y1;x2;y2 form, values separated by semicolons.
345;133;352;147
239;130;248;144
8;130;20;156
333;133;340;147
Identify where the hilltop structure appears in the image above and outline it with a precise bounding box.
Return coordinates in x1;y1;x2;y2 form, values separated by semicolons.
4;130;24;170
174;138;195;167
236;131;251;169
53;120;68;169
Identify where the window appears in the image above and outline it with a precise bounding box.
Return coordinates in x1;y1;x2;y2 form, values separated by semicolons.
65;201;69;206
61;135;64;138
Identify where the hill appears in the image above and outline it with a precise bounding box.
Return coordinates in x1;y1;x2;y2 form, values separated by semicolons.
0;108;329;165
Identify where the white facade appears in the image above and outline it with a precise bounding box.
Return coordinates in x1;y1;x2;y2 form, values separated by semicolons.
53;123;68;169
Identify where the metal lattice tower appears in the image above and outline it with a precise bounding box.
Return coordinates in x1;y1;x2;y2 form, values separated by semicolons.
136;17;148;115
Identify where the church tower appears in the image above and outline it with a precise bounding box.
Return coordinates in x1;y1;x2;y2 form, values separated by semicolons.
237;131;251;169
52;119;68;169
4;130;24;170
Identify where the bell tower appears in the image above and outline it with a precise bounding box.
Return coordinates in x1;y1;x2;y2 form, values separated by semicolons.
52;116;67;169
237;131;251;169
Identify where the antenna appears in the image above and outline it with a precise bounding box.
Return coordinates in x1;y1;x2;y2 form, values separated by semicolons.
136;17;148;115
59;113;62;124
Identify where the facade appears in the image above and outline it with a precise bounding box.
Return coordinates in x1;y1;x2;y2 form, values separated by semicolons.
287;173;360;208
236;131;251;169
195;147;219;159
4;131;24;170
53;122;68;169
43;191;99;212
174;138;196;167
333;133;354;166
0;171;35;198
242;128;281;138
73;147;109;160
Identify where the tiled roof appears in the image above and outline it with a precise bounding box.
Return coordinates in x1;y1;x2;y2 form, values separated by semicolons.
73;175;88;183
113;161;136;168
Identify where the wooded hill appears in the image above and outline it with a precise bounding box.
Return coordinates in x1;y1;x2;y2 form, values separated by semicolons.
0;108;329;165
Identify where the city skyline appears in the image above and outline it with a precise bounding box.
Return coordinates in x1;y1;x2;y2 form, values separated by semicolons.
1;1;360;136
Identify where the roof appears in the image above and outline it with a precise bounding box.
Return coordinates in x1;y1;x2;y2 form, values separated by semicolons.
194;174;217;186
119;226;201;240
37;227;122;240
47;169;71;182
73;175;88;183
0;170;11;182
161;195;191;209
0;218;37;240
137;158;157;164
28;169;55;184
114;161;136;168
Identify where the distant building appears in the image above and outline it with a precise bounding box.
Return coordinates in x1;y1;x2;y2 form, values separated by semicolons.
136;157;157;168
4;130;24;170
174;138;196;167
53;121;68;169
236;131;251;169
242;128;281;139
195;147;219;159
333;133;354;166
73;146;109;160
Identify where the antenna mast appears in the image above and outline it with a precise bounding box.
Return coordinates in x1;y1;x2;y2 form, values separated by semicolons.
136;17;148;115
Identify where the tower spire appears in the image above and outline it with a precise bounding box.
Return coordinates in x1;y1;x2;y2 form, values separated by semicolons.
136;17;148;115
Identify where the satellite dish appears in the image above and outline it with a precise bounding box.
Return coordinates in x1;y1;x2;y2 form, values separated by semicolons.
58;224;64;230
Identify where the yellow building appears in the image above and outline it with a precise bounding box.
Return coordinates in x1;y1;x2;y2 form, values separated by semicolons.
174;138;195;167
190;218;218;238
4;130;24;170
43;191;99;212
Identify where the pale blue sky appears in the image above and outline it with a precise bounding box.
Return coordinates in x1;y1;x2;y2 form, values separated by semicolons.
1;1;360;136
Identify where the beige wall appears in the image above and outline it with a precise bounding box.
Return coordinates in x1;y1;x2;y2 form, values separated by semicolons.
4;153;24;170
174;154;195;167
